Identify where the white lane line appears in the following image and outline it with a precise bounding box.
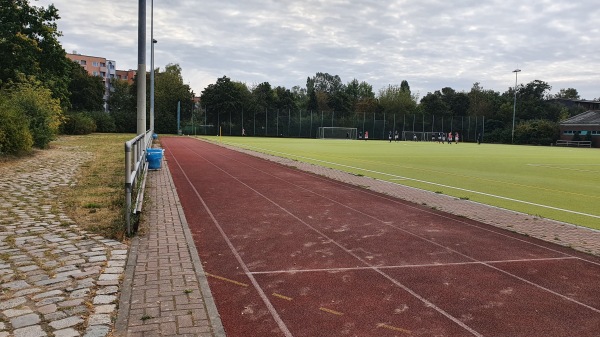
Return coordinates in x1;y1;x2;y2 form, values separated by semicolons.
218;143;599;263
527;163;600;173
191;145;484;337
249;257;579;275
169;143;294;337
210;144;600;314
240;145;600;220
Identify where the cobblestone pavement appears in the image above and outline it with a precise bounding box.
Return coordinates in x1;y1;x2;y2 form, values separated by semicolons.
0;148;128;337
224;142;600;257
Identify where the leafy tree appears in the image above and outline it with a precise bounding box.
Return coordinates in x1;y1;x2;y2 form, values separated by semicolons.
274;86;297;111
450;92;470;117
0;0;72;108
400;80;411;94
553;88;580;100
67;60;104;111
378;84;417;115
346;79;376;113
153;64;194;134
306;72;349;114
108;78;136;133
419;91;448;116
291;85;308;110
467;82;502;119
201;76;251;132
252;82;275;112
515;80;552;119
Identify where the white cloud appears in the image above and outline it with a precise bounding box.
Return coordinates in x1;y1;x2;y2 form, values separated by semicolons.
36;0;600;99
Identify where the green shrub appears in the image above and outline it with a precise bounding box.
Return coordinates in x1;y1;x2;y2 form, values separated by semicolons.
88;111;116;133
514;119;559;145
0;100;34;155
483;128;511;144
62;112;97;135
5;82;63;149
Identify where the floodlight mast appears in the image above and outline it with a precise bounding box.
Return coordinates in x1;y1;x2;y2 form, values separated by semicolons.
137;0;146;139
512;68;521;144
150;0;156;132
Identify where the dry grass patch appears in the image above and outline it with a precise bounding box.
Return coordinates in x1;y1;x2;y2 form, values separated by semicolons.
52;133;135;241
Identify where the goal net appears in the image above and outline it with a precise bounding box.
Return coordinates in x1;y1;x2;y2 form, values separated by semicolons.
402;131;440;141
317;127;358;140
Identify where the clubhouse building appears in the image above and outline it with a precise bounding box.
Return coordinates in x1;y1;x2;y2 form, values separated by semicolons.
558;110;600;148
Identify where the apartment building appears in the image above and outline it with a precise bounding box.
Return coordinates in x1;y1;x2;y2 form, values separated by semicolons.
67;52;136;110
115;69;137;85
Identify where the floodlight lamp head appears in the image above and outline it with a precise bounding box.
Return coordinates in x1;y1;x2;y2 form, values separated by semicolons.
513;69;521;73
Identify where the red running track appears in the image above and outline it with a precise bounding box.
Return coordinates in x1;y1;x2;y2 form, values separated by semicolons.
162;137;600;337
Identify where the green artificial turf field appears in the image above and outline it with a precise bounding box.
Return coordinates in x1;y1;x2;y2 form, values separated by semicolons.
201;136;600;229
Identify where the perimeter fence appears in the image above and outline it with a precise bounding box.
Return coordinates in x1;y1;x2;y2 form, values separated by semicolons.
182;110;488;143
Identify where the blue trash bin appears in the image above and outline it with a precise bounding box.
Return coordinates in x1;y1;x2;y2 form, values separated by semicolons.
146;148;164;170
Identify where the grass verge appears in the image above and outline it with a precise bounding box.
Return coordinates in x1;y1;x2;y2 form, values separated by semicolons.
52;133;134;241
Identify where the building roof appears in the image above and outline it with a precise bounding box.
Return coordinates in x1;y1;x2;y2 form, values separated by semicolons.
560;110;600;126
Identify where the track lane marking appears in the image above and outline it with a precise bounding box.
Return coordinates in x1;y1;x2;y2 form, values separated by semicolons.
177;141;484;337
377;323;412;334
319;307;344;316
172;138;600;336
249;256;578;275
168;144;294;337
205;272;249;287
272;293;293;301
213;141;600;268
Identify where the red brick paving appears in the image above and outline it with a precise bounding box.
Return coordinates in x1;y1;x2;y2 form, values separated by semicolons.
115;160;225;337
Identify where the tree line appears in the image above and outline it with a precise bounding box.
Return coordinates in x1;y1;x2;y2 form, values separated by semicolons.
198;74;586;144
0;0;591;156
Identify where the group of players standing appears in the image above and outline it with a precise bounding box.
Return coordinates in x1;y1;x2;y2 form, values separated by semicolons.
434;132;460;144
356;130;467;144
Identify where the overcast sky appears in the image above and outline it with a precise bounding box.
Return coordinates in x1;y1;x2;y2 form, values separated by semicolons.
36;0;600;100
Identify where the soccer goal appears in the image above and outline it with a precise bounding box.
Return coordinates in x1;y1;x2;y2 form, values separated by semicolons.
317;127;358;140
402;131;439;141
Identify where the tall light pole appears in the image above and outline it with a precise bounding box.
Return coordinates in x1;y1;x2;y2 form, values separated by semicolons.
150;0;156;132
512;68;521;144
136;0;146;138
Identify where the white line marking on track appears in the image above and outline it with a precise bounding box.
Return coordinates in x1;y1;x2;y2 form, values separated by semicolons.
249;257;578;275
208;142;600;313
168;144;295;337
240;145;600;220
175;138;600;335
181;142;484;337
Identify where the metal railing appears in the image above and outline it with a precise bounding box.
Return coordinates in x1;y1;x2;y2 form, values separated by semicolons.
124;130;153;235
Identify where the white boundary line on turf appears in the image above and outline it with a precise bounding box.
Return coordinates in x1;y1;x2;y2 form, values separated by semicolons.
526;164;600;173
240;144;600;221
249;256;578;275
